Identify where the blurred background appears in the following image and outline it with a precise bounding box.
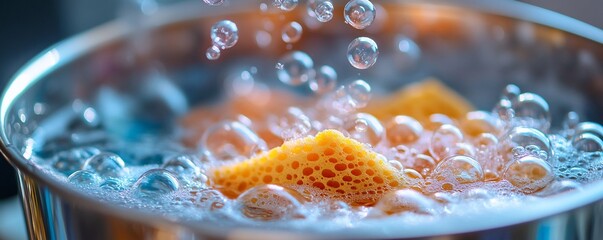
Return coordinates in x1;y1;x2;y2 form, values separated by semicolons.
0;0;601;239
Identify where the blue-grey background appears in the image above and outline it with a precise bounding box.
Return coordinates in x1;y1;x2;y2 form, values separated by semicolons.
0;0;601;239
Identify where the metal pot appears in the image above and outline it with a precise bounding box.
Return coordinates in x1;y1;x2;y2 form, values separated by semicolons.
2;0;603;239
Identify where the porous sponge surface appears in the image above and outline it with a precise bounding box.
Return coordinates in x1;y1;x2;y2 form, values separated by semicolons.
211;130;406;205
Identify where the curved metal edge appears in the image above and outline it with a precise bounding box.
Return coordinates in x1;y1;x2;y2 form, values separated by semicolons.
0;0;602;239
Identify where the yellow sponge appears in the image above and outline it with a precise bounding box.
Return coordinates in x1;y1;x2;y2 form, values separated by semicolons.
210;130;406;206
364;79;473;129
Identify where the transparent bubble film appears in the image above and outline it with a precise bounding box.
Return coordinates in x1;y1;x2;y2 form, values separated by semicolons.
20;0;603;236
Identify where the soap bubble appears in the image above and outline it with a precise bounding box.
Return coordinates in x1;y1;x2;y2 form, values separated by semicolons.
206;45;221;60
162;155;201;177
346;79;372;108
281;21;303;43
503;155;554;193
133;169;180;197
100;178;126;191
512;93;551;132
53;147;101;176
503;127;551;162
68;170;101;186
309;65;337;94
572;133;603;152
273;0;299;11
432;155;484;185
347;37;379;69
211;20;239;49
314;0;334;22
345;113;385;146
237;184;306;220
344;0;376;29
502;84;521;100
429;124;464;161
277;51;315;86
200;121;268;162
386;115;423;146
81;152;127;178
268;107;312;140
203;0;224;6
373;189;440;215
195;189;228;210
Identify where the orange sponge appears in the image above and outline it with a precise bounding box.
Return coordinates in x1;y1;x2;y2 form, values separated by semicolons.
210;130;406;205
364;79;473;129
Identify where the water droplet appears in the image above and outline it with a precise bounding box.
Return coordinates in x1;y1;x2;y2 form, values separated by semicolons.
432;155;483;185
347;37;379;69
512;93;551;132
200;121;268;162
373;189;440;215
203;0;224;6
503;155;554;193
386;115;423;146
211;20;239;49
345;113;384;146
206;45;221;60
81;152;127;178
133;169;180;197
68;170;101;186
277;51;315;86
344;0;376;29
314;0;334;22
281;21;303;43
268;107;312;140
53;147;101;176
429;124;464;161
572;133;603;152
504;127;551;161
195;189;228;210
237;184;306;220
273;0;299;11
309;65;337;94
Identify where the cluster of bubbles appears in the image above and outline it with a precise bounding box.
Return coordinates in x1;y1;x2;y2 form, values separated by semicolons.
206;20;239;60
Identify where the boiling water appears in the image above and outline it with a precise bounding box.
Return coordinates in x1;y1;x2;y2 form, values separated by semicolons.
20;0;603;235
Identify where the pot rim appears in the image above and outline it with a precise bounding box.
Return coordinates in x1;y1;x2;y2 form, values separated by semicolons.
1;0;603;238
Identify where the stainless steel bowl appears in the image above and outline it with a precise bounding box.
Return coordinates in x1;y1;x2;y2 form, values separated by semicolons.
2;0;603;239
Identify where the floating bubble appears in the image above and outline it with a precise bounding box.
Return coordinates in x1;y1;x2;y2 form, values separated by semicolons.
273;0;298;11
386;115;423;146
210;20;239;49
512;93;551;132
100;178;126;191
503;155;554;193
268;107;312;140
373;189;440;215
347;37;379;69
432;155;484;185
237;184;306;220
503;127;551;161
309;65;337;94
314;0;334;22
133;169;180;197
461;111;497;137
563;111;580;130
53;147;101;176
81;152;127;178
346;79;372;108
206;45;220;60
344;0;376;29
68;170;101;186
429;124;464;161
281;21;303;43
200;121;268;162
572;133;603;152
394;36;421;70
345;113;384;146
203;0;224;6
277;51;315;86
195;189;228;210
255;30;272;48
